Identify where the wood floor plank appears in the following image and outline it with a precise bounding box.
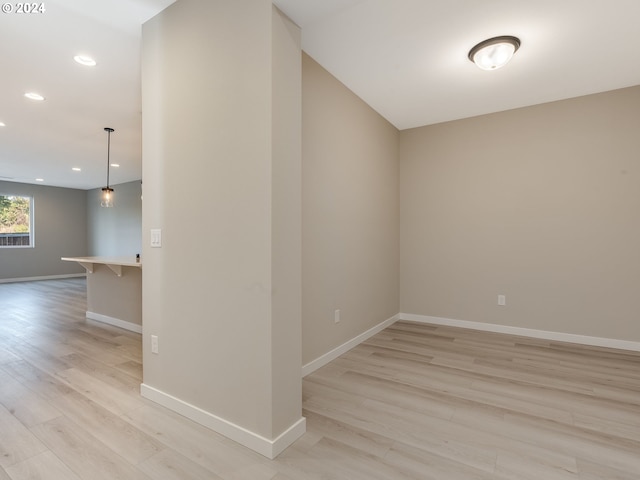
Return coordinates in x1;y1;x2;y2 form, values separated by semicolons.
304;394;498;473
495;450;579;480
572;412;640;442
53;367;145;416
4;451;82;480
0;360;74;401
0;369;62;428
48;390;164;464
113;359;143;379
383;440;504;480
293;436;415;480
59;352;142;393
29;416;153;480
0;404;48;469
303;410;394;458
503;413;640;475
123;405;272;477
577;457;640;480
0;346;20;365
0;342;72;377
137;449;225;480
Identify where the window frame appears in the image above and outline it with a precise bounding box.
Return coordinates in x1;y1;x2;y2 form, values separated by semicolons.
0;194;35;248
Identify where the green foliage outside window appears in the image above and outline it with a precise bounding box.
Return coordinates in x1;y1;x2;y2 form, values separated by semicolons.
0;195;31;235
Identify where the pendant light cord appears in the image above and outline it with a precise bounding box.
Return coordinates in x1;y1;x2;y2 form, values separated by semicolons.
104;127;114;189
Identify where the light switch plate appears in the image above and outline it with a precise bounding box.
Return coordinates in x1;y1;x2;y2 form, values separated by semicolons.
150;229;162;248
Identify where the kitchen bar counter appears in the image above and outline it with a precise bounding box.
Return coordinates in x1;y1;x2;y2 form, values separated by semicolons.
62;256;142;333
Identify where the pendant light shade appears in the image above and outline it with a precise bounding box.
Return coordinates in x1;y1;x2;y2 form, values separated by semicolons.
101;186;114;208
101;127;115;208
468;36;520;70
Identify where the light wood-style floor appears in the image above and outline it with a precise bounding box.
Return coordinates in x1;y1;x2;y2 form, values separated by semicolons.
0;278;638;479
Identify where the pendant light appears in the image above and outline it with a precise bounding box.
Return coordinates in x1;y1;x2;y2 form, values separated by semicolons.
468;36;520;70
101;127;115;207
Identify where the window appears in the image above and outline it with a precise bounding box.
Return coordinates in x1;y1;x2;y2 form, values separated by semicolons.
0;195;34;247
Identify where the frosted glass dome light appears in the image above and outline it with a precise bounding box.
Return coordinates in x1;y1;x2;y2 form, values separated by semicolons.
469;36;520;70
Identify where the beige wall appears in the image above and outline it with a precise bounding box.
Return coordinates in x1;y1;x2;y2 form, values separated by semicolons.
400;85;640;342
0;181;86;280
142;0;302;452
302;53;400;365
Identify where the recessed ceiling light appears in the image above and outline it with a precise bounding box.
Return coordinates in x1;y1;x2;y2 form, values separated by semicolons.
468;36;520;70
35;178;44;182
110;163;120;168
74;55;97;67
25;92;45;101
0;122;5;127
72;167;82;172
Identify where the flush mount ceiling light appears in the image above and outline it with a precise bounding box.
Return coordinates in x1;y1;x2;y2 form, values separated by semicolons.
101;127;115;208
468;36;520;70
25;92;45;101
74;55;96;66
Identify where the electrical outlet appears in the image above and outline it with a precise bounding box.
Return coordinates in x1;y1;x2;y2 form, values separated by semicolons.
151;335;159;354
334;309;341;324
498;295;506;306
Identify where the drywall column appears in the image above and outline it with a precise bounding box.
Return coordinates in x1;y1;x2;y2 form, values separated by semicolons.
141;0;303;458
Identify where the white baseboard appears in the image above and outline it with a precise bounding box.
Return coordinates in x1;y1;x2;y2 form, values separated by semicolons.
86;311;142;334
302;313;400;377
0;273;86;284
140;383;306;459
400;313;640;352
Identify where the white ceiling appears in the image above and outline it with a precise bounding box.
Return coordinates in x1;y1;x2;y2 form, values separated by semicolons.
2;0;640;190
0;0;174;190
280;0;640;130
